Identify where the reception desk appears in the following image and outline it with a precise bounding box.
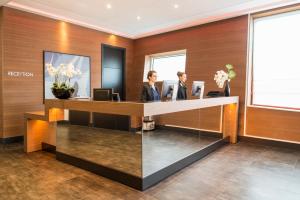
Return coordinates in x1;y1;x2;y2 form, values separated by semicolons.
24;97;238;190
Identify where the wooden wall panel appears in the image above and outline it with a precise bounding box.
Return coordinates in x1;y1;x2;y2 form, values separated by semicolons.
130;16;248;133
2;6;298;142
246;107;300;142
0;8;3;138
1;7;133;138
158;107;222;132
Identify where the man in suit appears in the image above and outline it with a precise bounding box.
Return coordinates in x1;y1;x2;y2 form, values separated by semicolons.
141;70;160;102
177;71;187;100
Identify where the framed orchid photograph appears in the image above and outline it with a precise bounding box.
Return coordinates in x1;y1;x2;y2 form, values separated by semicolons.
43;51;91;99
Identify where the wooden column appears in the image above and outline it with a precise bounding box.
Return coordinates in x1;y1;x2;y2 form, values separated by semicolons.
130;116;142;129
24;109;64;153
25;120;56;153
222;103;239;143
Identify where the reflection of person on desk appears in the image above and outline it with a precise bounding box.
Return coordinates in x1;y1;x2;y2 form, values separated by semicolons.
141;70;161;102
177;71;187;100
141;70;159;130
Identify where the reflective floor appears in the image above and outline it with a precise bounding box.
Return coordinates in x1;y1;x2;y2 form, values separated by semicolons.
1;142;300;200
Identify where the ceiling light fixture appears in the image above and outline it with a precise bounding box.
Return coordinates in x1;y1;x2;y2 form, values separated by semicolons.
106;4;112;9
173;4;179;9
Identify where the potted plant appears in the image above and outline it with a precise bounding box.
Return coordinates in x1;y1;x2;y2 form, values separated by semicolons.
46;63;81;99
214;64;236;96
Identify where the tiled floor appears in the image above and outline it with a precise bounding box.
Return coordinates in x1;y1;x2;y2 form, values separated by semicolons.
0;141;299;200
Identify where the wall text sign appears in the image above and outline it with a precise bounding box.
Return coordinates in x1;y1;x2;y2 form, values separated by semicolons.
7;71;34;77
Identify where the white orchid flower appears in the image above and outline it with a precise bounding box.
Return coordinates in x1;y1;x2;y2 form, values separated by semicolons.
48;62;82;89
46;63;58;77
214;70;228;88
75;69;82;76
65;64;75;78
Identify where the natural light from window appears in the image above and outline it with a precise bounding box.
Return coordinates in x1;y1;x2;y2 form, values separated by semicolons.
144;51;186;81
252;10;300;109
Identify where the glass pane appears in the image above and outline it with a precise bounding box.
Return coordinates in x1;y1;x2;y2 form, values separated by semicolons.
152;55;186;81
56;110;142;178
142;110;223;178
252;10;300;109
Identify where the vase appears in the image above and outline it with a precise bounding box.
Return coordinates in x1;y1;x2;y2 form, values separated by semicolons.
224;80;230;97
51;88;74;99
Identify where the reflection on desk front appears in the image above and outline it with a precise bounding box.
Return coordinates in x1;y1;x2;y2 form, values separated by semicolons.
56;109;223;179
56;120;142;177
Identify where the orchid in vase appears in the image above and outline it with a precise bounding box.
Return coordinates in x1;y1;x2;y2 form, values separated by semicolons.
46;63;81;99
214;64;236;96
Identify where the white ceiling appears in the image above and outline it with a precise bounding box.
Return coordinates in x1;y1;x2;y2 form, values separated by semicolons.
4;0;300;39
0;0;10;6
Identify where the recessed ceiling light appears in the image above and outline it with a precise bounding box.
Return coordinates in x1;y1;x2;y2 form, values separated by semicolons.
137;16;141;21
106;4;112;9
173;4;179;9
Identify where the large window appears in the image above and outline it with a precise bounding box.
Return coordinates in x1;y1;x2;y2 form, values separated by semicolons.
251;9;300;109
143;50;186;81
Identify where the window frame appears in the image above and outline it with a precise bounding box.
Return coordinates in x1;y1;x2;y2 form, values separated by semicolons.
247;5;300;112
143;49;187;82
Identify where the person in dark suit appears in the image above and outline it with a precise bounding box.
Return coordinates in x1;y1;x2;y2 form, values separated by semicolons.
141;70;161;102
177;71;187;100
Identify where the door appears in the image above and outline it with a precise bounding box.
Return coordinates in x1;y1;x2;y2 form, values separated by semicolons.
101;44;126;100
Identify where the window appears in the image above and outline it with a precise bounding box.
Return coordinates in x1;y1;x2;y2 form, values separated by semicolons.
251;9;300;110
143;50;186;81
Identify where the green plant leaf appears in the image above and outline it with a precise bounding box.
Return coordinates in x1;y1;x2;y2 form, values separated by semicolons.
226;64;234;70
228;70;236;79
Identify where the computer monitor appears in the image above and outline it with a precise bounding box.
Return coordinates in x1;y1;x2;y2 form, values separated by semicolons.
191;81;205;99
93;88;113;101
112;93;120;102
161;80;178;101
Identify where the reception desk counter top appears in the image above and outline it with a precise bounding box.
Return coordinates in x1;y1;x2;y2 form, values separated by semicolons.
43;96;238;117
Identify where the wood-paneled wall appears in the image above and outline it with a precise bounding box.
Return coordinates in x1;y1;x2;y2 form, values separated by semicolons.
158;107;222;132
130;16;248;133
1;6;299;142
0;8;3;138
0;7;133;138
246;107;300;142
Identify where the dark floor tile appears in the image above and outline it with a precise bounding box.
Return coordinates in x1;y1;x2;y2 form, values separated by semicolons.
1;142;300;200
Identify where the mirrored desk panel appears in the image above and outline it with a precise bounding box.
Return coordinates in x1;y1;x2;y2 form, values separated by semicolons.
25;97;238;190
